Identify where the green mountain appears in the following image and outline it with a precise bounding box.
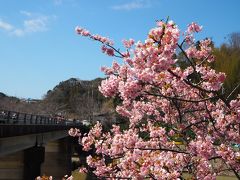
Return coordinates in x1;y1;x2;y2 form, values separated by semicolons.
0;78;114;120
43;78;111;119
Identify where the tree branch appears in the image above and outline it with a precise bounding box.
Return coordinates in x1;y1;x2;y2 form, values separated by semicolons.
177;43;196;68
126;147;189;154
227;82;240;101
145;91;216;103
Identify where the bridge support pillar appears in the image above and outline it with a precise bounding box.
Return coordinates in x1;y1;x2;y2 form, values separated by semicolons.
23;146;45;180
41;137;72;179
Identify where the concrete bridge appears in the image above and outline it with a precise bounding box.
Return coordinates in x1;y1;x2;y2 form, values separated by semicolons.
0;110;88;180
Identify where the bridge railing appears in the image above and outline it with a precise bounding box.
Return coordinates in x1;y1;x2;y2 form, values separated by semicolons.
0;109;78;126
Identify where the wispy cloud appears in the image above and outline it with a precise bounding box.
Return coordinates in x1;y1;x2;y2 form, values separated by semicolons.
20;10;32;17
53;0;63;6
53;0;79;7
11;29;24;37
0;11;55;37
11;17;48;37
111;0;152;11
0;19;14;31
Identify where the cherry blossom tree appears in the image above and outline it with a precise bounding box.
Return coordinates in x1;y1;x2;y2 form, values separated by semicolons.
73;19;240;179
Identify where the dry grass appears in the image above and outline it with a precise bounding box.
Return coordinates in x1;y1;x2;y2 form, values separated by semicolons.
72;169;87;180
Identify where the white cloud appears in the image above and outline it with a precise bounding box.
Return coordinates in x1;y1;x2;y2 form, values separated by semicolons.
12;29;24;37
53;0;78;7
53;0;62;6
20;10;32;17
112;0;151;11
24;17;48;32
0;11;55;37
0;19;14;31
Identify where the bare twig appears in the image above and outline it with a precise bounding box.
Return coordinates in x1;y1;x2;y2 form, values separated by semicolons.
227;82;240;101
145;91;217;103
126;147;189;154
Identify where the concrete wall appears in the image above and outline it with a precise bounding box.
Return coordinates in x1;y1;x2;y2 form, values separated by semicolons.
0;137;72;180
0;130;68;157
0;151;24;180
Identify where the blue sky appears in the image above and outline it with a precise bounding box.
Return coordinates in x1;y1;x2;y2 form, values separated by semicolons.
0;0;239;99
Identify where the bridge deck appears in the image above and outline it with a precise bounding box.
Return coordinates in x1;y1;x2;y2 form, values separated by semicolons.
0;109;87;138
0;124;84;138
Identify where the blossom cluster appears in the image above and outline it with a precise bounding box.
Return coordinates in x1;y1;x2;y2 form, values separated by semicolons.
75;19;240;179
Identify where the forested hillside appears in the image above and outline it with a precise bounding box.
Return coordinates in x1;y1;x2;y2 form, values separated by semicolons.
0;78;114;120
212;32;240;99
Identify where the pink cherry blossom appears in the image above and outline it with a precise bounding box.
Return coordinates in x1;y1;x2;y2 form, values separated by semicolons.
75;26;90;36
187;22;202;34
123;38;135;48
75;19;240;179
68;128;81;137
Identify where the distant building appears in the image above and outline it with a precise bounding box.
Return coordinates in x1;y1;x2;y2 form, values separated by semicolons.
21;98;40;103
81;120;91;126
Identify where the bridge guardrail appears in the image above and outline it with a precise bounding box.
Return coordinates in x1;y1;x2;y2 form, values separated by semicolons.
0;109;79;126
